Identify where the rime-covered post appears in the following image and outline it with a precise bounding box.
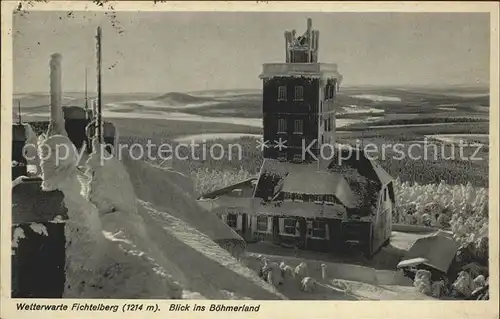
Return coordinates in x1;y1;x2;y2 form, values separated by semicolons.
96;26;103;144
48;53;67;136
84;67;89;115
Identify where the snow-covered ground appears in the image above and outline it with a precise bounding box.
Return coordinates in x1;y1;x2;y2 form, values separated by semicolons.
22;109;376;132
350;95;402;102
23;110;265;128
108;100;221;110
13;125;442;300
341;105;385;114
24;132;284;299
174;133;262;143
425;134;489;145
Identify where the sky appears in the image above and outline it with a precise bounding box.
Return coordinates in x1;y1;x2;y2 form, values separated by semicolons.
13;11;490;94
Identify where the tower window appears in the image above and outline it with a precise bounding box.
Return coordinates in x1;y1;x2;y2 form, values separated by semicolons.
294;119;303;134
278;86;287;101
294;86;304;101
278;118;287;133
324;84;336;100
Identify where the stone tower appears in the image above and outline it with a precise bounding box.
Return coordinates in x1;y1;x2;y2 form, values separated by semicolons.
259;18;342;167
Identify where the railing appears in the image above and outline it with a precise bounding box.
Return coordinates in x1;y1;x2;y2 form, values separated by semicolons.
260;63;339;78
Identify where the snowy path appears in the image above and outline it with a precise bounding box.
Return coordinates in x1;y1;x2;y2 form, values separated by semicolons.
137;200;284;299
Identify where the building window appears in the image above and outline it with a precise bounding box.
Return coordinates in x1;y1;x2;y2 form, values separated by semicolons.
294;119;303;134
324;118;332;132
283;218;297;235
325;195;336;203
312;221;327;239
325;84;336;100
294;86;304;101
384;187;387;202
278;118;287;133
256;215;268;232
226;213;237;228
293;153;303;162
278;86;287;101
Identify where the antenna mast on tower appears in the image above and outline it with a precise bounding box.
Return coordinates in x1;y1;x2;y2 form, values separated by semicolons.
84;66;88;115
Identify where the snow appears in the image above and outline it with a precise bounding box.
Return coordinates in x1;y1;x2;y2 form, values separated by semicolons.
174;133;262;143
340;105;385;114
350;94;402;102
12;227;26;250
425;134;488;145
108;100;220;110
24;107;368;132
26;110;264;128
29;223;49;236
33;133;284;299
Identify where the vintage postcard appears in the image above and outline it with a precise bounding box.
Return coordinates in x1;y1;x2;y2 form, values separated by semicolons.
1;1;498;319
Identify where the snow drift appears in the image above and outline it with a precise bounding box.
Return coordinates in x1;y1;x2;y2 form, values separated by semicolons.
36;134;284;299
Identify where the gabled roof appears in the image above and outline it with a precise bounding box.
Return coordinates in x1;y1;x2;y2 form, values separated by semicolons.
279;170;358;208
253;159;360;208
329;144;393;186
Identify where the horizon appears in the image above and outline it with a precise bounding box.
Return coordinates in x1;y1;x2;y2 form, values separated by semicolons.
13;83;491;96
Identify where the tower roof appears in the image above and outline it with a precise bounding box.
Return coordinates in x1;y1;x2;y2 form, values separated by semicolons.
259;62;342;81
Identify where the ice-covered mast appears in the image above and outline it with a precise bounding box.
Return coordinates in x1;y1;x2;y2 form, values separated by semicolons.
284;18;319;63
18;100;22;124
95;26;103;144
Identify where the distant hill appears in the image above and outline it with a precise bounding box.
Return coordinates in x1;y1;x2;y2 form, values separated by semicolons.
152;92;214;106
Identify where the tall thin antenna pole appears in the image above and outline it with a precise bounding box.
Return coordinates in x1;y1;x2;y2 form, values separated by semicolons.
84;66;88;114
96;26;102;144
18;100;22;124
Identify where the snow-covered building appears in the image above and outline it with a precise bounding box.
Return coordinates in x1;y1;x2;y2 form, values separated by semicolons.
198;18;395;256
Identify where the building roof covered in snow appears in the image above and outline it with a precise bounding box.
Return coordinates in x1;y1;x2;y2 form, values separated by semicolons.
253;159;361;209
251;144;395;210
329;145;393;188
277;170;358;208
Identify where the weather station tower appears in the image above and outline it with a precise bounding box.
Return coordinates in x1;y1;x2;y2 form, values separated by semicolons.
259;18;343;168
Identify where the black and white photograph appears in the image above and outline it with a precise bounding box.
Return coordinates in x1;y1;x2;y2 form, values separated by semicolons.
2;0;498;312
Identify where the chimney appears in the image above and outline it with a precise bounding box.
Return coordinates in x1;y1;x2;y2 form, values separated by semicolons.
48;53;67;136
